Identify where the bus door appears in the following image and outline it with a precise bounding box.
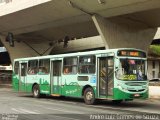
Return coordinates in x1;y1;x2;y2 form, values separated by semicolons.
98;57;114;97
19;62;27;91
51;59;62;95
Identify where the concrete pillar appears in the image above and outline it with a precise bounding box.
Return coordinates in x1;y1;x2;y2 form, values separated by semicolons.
92;14;157;51
0;35;53;63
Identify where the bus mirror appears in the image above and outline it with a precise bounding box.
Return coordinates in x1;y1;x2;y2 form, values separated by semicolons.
115;68;124;75
115;67;118;71
115;67;120;73
115;57;119;69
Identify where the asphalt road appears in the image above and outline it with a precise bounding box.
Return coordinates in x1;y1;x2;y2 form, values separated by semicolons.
0;88;160;120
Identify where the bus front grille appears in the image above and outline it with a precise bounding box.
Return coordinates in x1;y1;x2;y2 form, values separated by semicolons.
125;82;147;86
128;89;145;92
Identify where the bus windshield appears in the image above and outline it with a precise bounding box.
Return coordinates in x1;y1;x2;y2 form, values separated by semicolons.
116;59;147;81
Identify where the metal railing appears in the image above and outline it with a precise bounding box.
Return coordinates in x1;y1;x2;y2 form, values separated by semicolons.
0;0;12;4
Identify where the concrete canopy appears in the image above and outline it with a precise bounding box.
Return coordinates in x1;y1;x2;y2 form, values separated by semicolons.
0;0;160;61
0;0;160;37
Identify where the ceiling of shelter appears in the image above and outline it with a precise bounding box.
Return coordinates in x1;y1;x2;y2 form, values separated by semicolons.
15;21;99;43
0;0;160;42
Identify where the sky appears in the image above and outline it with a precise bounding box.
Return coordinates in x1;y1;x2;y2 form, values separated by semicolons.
154;28;160;39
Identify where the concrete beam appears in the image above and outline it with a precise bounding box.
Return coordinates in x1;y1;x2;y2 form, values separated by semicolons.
0;35;53;63
51;36;104;54
92;14;157;51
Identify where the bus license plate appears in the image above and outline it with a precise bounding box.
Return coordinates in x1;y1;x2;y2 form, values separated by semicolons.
134;94;140;97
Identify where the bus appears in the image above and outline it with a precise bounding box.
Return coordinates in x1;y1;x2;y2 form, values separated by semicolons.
0;64;12;71
12;48;148;105
0;64;12;84
0;47;12;84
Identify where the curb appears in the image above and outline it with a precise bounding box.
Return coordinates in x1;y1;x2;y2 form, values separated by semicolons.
0;84;12;88
149;98;160;101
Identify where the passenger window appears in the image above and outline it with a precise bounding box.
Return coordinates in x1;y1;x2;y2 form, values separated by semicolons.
21;63;27;76
28;60;38;75
14;61;19;74
38;59;50;75
79;55;96;74
63;57;78;74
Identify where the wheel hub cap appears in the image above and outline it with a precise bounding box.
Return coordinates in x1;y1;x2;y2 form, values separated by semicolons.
86;92;93;100
34;89;38;96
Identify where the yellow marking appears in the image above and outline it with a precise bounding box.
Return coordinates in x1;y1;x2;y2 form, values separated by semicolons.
51;94;61;97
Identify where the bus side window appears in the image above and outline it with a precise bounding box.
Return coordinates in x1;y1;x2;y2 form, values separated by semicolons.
63;57;78;74
28;60;38;75
79;55;96;74
38;59;50;75
64;67;70;74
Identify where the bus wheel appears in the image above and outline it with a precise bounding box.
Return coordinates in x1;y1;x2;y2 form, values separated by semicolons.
33;84;40;98
84;87;96;105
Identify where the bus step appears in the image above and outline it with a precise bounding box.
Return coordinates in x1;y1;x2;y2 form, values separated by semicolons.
51;94;61;97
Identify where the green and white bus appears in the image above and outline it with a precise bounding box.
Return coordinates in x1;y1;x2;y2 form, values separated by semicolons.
12;48;148;104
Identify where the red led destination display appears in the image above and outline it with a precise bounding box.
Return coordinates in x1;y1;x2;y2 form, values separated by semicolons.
117;50;146;57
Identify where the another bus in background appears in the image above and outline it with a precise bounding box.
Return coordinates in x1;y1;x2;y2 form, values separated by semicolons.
0;47;12;84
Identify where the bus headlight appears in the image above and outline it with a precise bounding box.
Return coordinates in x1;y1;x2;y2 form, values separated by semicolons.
142;85;148;90
117;84;127;91
118;85;122;89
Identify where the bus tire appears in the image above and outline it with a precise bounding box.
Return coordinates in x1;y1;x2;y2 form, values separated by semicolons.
84;87;96;105
32;84;40;98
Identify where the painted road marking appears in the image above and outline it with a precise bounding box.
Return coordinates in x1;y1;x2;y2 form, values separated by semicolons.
11;108;40;114
23;102;84;114
11;108;26;114
19;108;40;114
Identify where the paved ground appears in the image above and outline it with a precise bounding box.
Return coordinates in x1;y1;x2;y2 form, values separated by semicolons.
0;88;160;120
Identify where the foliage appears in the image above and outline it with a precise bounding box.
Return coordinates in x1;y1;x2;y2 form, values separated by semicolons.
149;45;160;56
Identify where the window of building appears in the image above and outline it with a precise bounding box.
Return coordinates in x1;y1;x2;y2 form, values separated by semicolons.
79;55;96;74
152;61;155;69
38;59;50;75
152;71;155;78
14;61;19;74
28;60;38;75
63;57;78;74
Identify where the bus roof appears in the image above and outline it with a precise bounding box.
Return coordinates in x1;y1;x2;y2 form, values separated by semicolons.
14;48;146;61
